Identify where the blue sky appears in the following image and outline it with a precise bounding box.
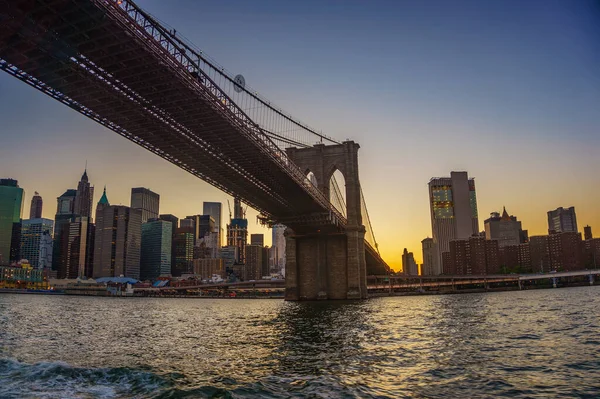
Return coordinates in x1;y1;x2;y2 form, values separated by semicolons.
0;0;598;268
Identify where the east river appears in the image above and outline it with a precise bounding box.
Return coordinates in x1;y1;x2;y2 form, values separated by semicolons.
1;287;599;398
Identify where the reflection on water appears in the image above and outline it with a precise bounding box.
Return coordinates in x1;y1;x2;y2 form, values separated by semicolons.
1;287;600;398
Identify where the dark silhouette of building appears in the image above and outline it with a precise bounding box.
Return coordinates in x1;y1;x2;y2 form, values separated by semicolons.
52;189;77;271
173;226;194;276
29;192;43;219
443;236;500;275
159;214;178;272
484;207;526;248
58;217;95;279
250;234;264;247
92;188;142;279
547;206;577;234
74;169;94;219
421;238;435;276
584;225;593;241
140;219;172;280
548;232;583;272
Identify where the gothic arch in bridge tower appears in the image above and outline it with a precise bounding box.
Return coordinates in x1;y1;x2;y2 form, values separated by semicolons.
284;141;368;300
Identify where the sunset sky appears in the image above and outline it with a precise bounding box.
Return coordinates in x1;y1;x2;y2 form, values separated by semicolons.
1;0;599;271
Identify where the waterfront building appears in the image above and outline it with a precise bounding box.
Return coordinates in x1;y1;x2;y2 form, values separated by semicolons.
20;218;54;269
421;238;435;276
74;169;94;219
0;264;48;289
484;207;526;248
245;244;264;281
58;217;95;279
401;248;418;275
518;243;532;272
271;223;286;276
250;234;264;247
548;231;583;272
226;198;247;265
203;202;223;247
444;236;499;275
547;206;577;234
172;226;194;276
0;179;24;264
140;219;172;280
93;189;142;279
29;192;43;219
429;171;479;275
131;187;160;224
529;236;551;273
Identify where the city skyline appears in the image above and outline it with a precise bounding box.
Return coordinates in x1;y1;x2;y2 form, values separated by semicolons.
1;0;599;270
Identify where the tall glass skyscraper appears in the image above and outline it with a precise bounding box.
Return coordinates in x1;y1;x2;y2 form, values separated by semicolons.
0;179;24;264
428;171;479;275
140;219;172;280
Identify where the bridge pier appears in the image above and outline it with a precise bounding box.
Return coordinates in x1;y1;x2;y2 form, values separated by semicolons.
284;227;368;300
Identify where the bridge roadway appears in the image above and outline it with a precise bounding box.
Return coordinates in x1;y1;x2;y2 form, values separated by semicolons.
133;270;600;294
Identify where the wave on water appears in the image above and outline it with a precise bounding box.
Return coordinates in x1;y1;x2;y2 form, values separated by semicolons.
0;358;173;399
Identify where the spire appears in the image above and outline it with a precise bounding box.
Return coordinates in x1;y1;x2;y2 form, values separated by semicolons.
98;186;109;206
501;206;510;221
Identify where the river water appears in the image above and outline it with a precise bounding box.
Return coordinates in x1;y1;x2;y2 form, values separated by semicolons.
1;286;599;398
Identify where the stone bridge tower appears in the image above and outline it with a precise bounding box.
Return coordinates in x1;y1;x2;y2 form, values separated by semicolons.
284;141;367;300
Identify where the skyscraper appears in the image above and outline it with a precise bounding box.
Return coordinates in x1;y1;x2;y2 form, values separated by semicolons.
245;244;264;281
20;218;54;269
547;207;578;234
250;234;264;247
53;188;77;271
226;198;248;265
173;226;194;276
429;171;479;275
484;207;526;248
141;219;172;280
159;214;178;271
74;169;94;219
29;192;43;219
421;237;435;276
271;224;286;276
131;187;160;223
0;179;24;264
93;189;142;279
203;202;223;247
584;225;593;241
58;216;95;279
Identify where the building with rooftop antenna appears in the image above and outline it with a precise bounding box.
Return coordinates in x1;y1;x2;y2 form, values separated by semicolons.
74;169;94;219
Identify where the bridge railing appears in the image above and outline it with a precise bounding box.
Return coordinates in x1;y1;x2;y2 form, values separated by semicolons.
99;0;346;224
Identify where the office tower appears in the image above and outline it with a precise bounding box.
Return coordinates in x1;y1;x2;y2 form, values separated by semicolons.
180;218;194;229
421;238;435;276
140;219;172;280
29;192;43;219
584;226;592;241
0;179;24;264
131;187;160;223
547;206;577;234
198;215;215;239
245;244;264;281
401;248;418;275
271;223;286;276
484;207;525;248
548;232;583;272
74;169;94;219
192;258;224;280
93;189;142;279
250;234;264;247
58;217;95;279
226;198;248;265
20;218;54;269
429;171;479;275
219;246;238;273
159;214;178;270
53;189;77;271
203;202;223;247
173;226;194;276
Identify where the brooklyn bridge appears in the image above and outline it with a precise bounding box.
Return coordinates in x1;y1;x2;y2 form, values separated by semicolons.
0;0;391;300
